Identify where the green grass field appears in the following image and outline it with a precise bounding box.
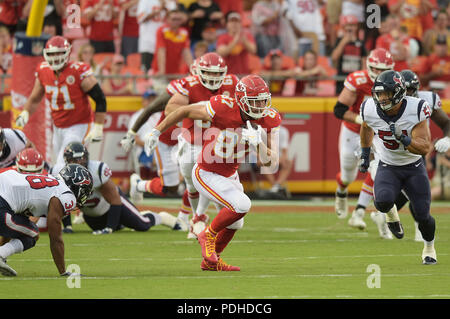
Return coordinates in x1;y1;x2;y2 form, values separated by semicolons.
1;198;450;299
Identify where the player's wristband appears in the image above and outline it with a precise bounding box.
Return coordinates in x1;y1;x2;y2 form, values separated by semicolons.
361;147;371;160
355;115;363;125
399;135;411;147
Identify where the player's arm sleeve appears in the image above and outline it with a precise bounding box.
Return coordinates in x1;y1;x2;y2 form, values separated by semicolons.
334;101;350;119
87;83;107;113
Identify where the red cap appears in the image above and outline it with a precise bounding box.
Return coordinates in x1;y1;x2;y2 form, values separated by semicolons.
340;15;359;26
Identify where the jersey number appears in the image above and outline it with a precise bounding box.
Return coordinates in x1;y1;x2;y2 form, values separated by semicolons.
213;130;246;159
26;175;59;189
45;85;75;111
378;129;408;150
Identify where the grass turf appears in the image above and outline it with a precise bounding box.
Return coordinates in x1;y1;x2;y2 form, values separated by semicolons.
1;199;449;299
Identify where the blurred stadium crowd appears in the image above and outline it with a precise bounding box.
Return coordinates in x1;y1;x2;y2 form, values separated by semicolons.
0;0;449;97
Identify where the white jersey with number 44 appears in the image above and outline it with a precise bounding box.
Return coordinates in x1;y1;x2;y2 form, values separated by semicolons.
0;170;76;217
360;96;432;166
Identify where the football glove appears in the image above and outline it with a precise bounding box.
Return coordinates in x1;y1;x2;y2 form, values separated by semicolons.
120;129;136;152
15;110;29;128
85;123;104;143
144;128;161;156
242;121;263;148
435;136;450;153
359;147;371;173
389;122;411;147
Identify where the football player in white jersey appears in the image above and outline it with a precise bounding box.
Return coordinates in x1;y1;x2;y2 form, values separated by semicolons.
51;142;181;235
0;163;93;276
0;127;33;168
368;70;450;241
359;70;437;265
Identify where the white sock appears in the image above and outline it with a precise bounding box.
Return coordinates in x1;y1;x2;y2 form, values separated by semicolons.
336;186;347;194
36;217;47;229
188;192;199;214
136;180;148;192
148;212;161;226
424;239;434;248
177;211;189;223
0;239;24;259
357;190;373;209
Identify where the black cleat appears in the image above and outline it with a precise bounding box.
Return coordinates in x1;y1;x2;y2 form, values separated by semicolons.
387;221;404;239
422;256;437;265
63;226;74;234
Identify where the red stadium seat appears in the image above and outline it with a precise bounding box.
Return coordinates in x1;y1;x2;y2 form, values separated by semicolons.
93;53;115;71
126;53;141;69
248;54;262;74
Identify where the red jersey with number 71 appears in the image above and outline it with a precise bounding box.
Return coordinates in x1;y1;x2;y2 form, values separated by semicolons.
198;94;281;177
36;61;94;128
342;69;373;133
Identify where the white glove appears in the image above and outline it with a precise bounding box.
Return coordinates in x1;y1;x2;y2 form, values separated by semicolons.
85;123;103;143
241;121;263;148
120;129;136;152
435;136;450;153
144;128;161;156
15;110;29;128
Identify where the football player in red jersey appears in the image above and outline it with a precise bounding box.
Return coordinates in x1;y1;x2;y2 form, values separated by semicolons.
333;48;394;229
144;74;281;271
121;53;239;237
15;36;107;167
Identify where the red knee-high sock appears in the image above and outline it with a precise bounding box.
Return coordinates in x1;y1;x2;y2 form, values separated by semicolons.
336;172;347;190
180;189;192;215
361;173;374;196
209;207;245;234
146;177;166;197
215;228;237;255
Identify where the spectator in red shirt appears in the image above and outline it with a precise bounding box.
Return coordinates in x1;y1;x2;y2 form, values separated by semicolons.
152;9;193;76
0;0;27;34
216;11;257;76
0;26;12;74
120;0;139;59
375;14;411;71
83;0;120;53
421;34;450;86
214;0;243;15
102;54;134;95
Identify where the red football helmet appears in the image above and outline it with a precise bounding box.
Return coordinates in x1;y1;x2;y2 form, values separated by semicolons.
16;148;45;174
366;48;395;82
197;52;227;90
235;74;271;119
190;57;199;76
43;36;71;71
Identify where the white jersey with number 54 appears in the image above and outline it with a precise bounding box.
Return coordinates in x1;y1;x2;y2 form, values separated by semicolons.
0;170;76;217
360;96;432;166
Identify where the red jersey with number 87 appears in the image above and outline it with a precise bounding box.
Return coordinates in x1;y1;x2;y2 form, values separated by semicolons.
36;61;94;128
198;95;281;177
168;74;239;146
342;69;373;133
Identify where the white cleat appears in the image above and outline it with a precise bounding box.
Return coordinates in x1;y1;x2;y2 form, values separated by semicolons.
414;221;424;242
348;208;367;230
174;217;189;232
0;257;17;277
422;245;437;265
130;173;144;203
370;211;393;240
335;190;348;219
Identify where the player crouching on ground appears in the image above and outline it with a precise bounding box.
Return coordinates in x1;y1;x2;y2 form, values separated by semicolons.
51;142;180;235
0;164;93;276
144;75;281;271
359;70;437;265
